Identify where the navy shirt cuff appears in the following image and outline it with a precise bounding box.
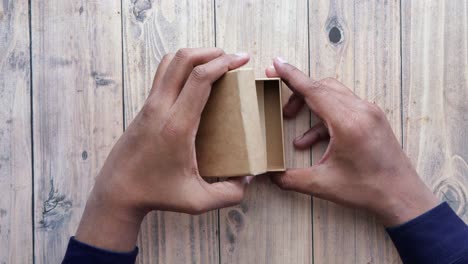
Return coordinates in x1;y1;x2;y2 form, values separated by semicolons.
62;236;138;264
386;202;468;264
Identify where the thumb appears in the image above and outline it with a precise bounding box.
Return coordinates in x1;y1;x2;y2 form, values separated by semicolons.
271;167;326;195
200;176;253;211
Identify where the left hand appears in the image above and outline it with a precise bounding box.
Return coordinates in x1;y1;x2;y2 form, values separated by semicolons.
75;48;252;252
264;59;438;227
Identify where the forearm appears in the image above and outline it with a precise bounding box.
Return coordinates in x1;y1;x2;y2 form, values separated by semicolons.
62;186;144;264
75;187;145;252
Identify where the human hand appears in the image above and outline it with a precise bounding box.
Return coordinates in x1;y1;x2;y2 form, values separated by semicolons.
76;48;252;251
266;58;438;227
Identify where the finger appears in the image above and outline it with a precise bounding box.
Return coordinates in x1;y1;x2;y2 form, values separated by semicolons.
294;123;329;149
266;65;305;118
283;93;305;119
156;48;225;107
272;58;334;119
271;167;325;195
272;57;315;96
199;176;253;212
265;65;278;77
149;53;174;97
172;53;250;128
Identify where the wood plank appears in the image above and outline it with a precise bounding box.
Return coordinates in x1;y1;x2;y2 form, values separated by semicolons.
309;1;356;262
32;1;123;263
310;0;401;263
215;1;312;263
0;0;33;263
353;1;401;262
121;1;219;263
402;0;468;222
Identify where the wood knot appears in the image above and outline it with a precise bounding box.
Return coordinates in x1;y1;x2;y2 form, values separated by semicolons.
81;151;88;160
225;209;245;251
326;17;344;45
227;209;244;229
433;178;467;216
91;71;114;87
39;179;73;231
329;27;342;44
133;0;153;22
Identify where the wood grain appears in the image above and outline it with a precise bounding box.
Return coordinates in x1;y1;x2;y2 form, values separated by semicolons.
310;0;401;263
402;0;468;222
31;1;123;263
1;0;466;262
353;1;401;262
0;0;32;263
309;1;356;262
122;1;219;263
215;0;312;263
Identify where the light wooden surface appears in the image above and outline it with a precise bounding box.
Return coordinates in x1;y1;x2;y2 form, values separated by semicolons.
31;1;123;263
215;0;312;263
0;0;467;263
0;0;32;263
402;0;468;223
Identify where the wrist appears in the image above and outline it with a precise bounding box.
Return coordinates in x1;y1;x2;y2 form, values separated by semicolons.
375;177;439;227
75;185;146;252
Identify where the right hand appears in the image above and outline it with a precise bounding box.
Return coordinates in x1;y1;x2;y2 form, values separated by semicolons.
267;57;438;227
75;48;252;252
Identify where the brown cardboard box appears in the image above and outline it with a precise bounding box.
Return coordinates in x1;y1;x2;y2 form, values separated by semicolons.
196;68;285;177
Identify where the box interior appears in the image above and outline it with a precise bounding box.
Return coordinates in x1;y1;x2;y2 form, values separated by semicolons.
256;79;286;171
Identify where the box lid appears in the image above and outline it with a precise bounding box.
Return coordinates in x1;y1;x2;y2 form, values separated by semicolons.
196;68;267;177
196;68;285;178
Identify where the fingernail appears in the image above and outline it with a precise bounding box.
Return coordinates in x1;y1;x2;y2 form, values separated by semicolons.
267;65;275;70
235;52;249;58
245;176;254;184
275;57;287;64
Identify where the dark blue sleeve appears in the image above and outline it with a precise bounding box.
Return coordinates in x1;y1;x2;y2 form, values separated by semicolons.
62;237;138;264
387;202;468;264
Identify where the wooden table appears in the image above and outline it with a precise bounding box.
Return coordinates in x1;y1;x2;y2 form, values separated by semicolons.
1;1;466;263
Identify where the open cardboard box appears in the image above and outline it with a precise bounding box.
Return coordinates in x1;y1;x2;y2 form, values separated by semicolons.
196;68;285;177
